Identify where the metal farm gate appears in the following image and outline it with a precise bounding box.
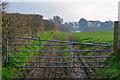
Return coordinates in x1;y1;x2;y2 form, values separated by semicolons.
6;35;112;68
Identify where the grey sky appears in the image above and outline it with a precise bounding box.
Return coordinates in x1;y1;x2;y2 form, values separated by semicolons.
5;0;120;22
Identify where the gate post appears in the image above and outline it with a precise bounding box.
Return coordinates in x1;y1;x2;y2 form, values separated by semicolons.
39;37;41;67
114;21;120;67
118;21;120;67
110;42;112;61
114;21;119;55
6;36;9;67
72;43;75;67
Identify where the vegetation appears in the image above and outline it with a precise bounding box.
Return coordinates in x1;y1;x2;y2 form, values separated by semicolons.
2;30;119;79
55;31;113;44
95;55;119;79
2;31;57;79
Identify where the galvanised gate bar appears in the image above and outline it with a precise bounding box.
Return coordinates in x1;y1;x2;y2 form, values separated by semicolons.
6;35;112;68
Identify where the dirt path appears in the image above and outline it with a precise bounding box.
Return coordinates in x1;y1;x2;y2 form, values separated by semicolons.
25;36;70;78
25;43;95;78
66;45;96;78
66;36;96;78
22;36;108;79
66;45;87;78
26;39;56;78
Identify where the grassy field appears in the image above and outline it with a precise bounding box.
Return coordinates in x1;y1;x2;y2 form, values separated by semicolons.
2;31;119;79
55;31;113;44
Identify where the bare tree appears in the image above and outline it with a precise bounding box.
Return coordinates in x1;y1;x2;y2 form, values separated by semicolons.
52;16;63;27
0;1;9;12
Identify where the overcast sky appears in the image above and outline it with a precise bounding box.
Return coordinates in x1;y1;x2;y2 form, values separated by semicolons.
4;0;120;22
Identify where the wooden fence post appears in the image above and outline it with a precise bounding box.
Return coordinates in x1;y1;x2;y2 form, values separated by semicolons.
114;21;118;56
118;21;120;65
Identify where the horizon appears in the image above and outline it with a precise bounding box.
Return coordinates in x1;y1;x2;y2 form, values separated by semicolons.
5;1;119;22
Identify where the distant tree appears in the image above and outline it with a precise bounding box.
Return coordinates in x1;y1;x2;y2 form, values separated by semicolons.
99;21;113;31
64;22;69;27
78;18;89;32
51;16;64;31
43;20;58;31
52;16;63;27
74;22;78;28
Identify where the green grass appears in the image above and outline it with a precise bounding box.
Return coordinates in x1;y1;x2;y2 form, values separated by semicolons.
63;45;69;61
0;62;2;79
95;55;119;79
55;31;113;44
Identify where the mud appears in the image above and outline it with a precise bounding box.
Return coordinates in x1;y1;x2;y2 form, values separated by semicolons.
21;37;108;79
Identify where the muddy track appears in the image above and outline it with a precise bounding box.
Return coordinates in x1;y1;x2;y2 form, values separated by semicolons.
24;36;69;78
26;37;57;78
66;36;96;78
65;45;95;78
21;36;108;79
